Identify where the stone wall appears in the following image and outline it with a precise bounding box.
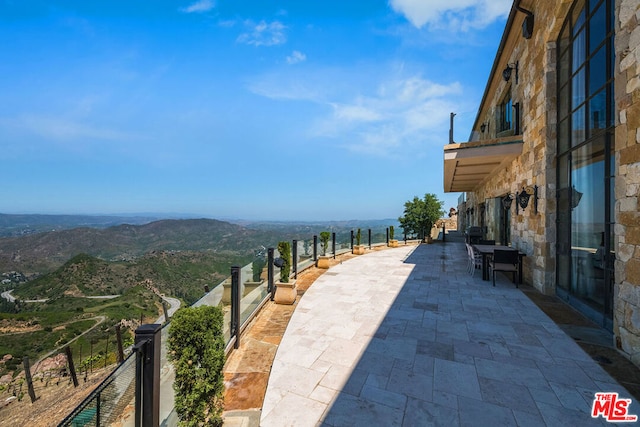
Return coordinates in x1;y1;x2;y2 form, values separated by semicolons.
460;0;640;367
614;0;640;365
466;1;572;295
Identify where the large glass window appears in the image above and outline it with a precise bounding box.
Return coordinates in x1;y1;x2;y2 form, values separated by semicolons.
556;0;614;328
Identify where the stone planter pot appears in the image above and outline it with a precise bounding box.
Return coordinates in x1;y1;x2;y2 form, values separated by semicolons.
317;255;331;269
353;245;366;255
274;279;297;305
389;239;399;248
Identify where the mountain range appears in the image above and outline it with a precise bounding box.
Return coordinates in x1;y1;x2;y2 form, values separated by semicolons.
0;218;275;276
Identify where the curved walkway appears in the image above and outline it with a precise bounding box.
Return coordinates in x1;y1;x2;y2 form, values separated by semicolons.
260;243;639;426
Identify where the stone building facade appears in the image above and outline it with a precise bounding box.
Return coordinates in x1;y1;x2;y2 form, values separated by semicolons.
444;0;640;366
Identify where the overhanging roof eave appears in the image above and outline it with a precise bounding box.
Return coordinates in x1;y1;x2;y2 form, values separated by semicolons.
443;137;524;193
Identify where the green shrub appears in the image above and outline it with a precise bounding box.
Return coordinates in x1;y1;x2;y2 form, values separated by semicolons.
277;241;291;283
356;228;362;246
168;305;225;427
389;225;395;240
319;232;331;256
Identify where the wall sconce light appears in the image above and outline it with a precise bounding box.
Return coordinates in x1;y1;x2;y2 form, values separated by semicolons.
515;2;535;39
480;122;487;133
503;61;519;83
502;194;514;212
518;185;538;214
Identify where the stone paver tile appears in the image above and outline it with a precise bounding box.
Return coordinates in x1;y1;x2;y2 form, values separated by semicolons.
268;360;325;398
364;373;389;389
536;401;608;427
432;390;459;410
436;319;470;342
357;351;395;376
475;358;549;389
319;337;366;367
402;397;459;427
503;342;551;363
527;385;562;408
319;364;358;391
261;392;327;427
337;367;369;397
277;344;323;369
368;336;418;362
458;396;517;427
417;340;454;360
453;339;492;359
537;335;594;361
309;384;338;405
512;409;546;427
478;377;538;414
321;392;405;427
360;384;407;410
386;366;433;402
537;361;598;389
433;359;481;400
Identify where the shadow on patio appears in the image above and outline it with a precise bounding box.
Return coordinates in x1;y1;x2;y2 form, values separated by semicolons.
259;242;639;426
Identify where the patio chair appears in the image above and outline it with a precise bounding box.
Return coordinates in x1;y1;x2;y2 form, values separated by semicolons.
490;249;519;287
466;243;482;277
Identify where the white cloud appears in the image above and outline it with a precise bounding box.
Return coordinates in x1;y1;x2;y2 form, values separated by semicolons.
180;0;215;13
237;20;287;46
248;67;469;157
389;0;511;31
286;50;307;64
320;77;462;156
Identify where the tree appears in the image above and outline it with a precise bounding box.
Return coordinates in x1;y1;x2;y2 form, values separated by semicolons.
277;241;291;283
398;193;445;242
168;305;226;427
319;231;331;256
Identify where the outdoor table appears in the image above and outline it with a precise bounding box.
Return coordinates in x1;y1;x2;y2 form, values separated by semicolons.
472;244;526;283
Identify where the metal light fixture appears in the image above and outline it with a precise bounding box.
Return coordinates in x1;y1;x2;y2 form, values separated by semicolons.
502;194;514;211
517;185;539;214
480;122;487;133
503;61;519;83
515;1;535;39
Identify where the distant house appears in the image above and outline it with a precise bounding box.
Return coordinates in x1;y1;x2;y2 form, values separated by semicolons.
443;0;640;366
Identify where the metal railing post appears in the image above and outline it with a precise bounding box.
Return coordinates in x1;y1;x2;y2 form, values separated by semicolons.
386;228;389;246
292;240;298;279
332;233;336;259
350;230;354;253
134;324;161;427
313;235;318;261
368;229;372;249
268;248;275;301
231;266;241;349
96;391;101;426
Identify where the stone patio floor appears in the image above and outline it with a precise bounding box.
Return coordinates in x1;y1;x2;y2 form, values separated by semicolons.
223;241;640;426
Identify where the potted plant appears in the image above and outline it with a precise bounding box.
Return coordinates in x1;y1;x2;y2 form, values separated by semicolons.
354;228;366;255
317;231;332;269
274;241;296;304
389;225;399;247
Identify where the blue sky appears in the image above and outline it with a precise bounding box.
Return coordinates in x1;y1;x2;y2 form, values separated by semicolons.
0;0;512;221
